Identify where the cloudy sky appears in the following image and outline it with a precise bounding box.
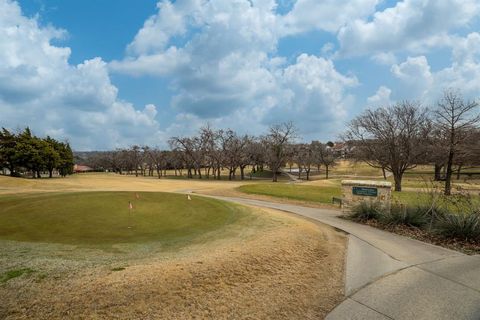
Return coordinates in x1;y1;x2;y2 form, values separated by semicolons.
1;0;480;150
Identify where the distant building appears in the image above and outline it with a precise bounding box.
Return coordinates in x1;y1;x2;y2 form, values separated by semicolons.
330;142;353;158
73;164;93;173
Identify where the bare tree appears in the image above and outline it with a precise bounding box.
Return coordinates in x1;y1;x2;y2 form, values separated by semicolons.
318;143;337;179
294;143;315;180
434;90;480;195
169;137;204;179
147;148;167;178
263;122;296;182
345;101;431;191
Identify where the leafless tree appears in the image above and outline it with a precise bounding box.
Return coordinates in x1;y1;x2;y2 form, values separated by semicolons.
169;136;204;179
434;90;480;195
345;101;431;191
318;142;337;179
263;122;296;182
147;147;167;178
294;143;315;180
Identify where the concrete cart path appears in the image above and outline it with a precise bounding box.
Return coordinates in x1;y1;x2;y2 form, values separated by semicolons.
211;196;480;320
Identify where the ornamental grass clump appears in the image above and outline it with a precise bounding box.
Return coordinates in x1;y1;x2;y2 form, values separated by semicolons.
349;201;383;221
434;211;480;241
380;204;429;228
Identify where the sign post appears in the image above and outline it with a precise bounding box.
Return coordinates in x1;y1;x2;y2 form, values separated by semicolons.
341;180;391;213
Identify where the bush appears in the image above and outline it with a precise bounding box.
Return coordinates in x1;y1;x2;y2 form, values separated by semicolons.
349;201;383;221
435;212;480;241
380;204;429;228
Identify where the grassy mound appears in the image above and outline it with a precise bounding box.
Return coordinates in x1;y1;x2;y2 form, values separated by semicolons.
0;192;249;246
238;183;341;204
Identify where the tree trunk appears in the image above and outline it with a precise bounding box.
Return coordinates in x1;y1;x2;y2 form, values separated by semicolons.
240;166;245;180
325;165;329;179
456;165;462;180
272;169;278;182
444;149;454;195
306;169;310;180
382;167;386;180
157;168;161;179
393;172;403;192
49;169;53;178
434;163;443;181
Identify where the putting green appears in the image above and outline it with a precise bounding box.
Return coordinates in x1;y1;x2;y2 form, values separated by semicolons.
0;192;249;246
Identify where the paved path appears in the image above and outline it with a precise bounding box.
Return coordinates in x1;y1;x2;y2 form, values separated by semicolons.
211;196;480;320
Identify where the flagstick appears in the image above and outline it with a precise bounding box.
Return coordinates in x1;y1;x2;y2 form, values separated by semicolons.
128;201;133;229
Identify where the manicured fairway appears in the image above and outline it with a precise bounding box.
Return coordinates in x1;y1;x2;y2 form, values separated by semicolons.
0;192;249;246
238;183;342;204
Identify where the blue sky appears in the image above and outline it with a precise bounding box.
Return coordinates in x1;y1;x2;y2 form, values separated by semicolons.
2;0;480;150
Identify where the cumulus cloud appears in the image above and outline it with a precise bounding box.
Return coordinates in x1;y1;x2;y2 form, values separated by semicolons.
266;54;357;137
280;0;379;35
0;0;162;150
110;0;359;140
338;0;480;57
367;86;392;106
8;0;480;149
390;38;480;104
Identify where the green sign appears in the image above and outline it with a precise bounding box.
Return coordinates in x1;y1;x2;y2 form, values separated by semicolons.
352;186;378;197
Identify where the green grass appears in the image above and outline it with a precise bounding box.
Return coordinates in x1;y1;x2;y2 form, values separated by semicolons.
0;192;252;247
238;183;341;204
1;268;34;284
250;170;274;179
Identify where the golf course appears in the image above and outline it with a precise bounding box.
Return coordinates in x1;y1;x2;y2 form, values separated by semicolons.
0;174;347;319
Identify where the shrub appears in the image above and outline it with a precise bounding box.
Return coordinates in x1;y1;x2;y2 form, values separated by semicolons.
349;201;383;221
380;204;429;228
435;212;480;241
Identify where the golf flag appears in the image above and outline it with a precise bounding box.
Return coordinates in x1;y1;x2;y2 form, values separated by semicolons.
187;194;191;201
129;201;133;210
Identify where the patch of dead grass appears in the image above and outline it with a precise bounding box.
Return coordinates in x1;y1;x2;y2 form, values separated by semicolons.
0;208;346;320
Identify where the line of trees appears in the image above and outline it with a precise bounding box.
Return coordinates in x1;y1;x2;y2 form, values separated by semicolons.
87;122;339;182
0;127;74;178
345;90;480;194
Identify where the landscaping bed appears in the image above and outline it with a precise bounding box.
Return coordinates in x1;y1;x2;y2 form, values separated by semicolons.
345;195;480;255
361;219;480;255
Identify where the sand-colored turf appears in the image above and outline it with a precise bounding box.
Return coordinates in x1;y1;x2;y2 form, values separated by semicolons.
0;174;347;319
0;172;249;195
0;206;346;319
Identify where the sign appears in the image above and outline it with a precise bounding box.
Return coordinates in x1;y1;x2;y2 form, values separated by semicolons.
352;186;378;197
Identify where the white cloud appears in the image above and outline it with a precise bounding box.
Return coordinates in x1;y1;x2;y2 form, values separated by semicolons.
390;40;480;104
265;54;358;137
280;0;379;35
371;52;397;65
367;86;392;106
338;0;480;57
0;0;162;150
110;0;359;140
391;56;433;99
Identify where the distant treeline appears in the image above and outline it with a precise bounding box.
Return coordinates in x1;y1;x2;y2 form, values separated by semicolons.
0;127;74;178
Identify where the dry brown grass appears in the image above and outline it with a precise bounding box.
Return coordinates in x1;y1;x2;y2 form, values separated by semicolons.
0;173;248;195
0;208;346;320
0;174;347;319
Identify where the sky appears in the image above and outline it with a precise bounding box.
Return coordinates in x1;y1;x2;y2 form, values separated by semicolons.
1;0;480;150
